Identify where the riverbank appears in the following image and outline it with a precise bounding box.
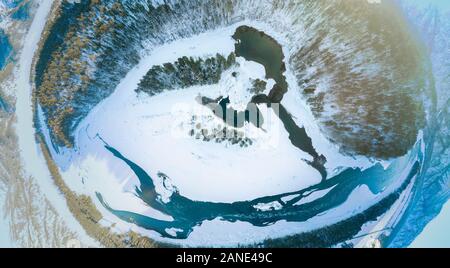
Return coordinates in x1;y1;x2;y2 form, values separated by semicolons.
28;0;172;248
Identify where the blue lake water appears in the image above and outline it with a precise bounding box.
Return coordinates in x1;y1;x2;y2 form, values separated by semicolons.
0;0;29;70
11;2;29;21
0;29;13;70
93;26;425;246
0;96;10;112
1;0;24;9
97;138;422;246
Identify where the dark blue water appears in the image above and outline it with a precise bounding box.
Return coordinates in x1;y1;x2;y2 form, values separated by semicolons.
222;27;328;179
0;29;13;70
97;138;422;242
1;0;28;21
1;0;21;9
93;25;424;244
0;0;30;70
11;2;29;21
233;25;288;101
0;96;11;113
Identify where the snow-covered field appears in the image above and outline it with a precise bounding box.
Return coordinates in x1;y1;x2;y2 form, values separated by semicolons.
411;200;450;248
34;20;421;246
13;0;98;247
55;22;379;203
0;0;443;249
0;194;13;247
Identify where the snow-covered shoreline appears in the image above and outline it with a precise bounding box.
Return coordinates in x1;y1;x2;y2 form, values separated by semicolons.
14;0;98;247
56;21;380;203
5;0;444;248
34;19;422;246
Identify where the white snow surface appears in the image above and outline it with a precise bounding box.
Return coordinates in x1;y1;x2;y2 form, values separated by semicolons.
0;193;13;247
42;21;407;246
58;23;325;204
14;0;99;247
294;185;337;207
60;22;377;204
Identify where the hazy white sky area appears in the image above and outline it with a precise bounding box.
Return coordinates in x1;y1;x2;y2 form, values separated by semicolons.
411;200;450;248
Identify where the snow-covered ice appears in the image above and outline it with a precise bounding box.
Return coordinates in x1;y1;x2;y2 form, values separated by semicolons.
39;20;413;246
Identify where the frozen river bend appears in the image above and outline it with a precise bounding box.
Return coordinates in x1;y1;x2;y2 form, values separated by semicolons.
5;0;446;247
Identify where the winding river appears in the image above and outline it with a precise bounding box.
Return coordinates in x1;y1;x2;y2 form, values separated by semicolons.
95;26;424;245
